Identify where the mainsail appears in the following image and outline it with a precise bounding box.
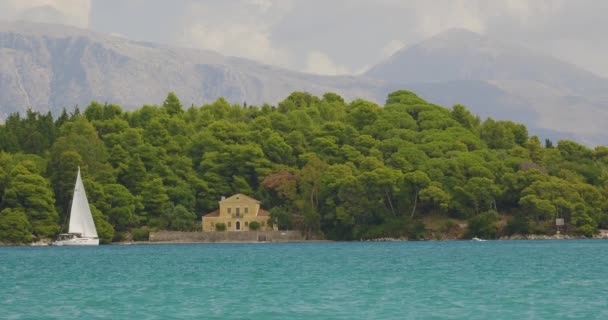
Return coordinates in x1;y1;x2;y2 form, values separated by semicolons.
67;167;98;238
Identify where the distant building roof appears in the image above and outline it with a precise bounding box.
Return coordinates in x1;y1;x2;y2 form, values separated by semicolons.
203;210;219;217
220;193;261;204
257;209;270;217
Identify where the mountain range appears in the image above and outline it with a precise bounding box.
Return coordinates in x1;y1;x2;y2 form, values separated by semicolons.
1;21;606;145
366;29;608;144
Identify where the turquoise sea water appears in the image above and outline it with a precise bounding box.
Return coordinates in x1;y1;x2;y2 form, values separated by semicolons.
1;240;608;319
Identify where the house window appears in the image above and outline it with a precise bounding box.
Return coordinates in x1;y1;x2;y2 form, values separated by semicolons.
227;222;231;227
245;221;249;227
227;207;231;214
245;207;249;214
236;207;240;216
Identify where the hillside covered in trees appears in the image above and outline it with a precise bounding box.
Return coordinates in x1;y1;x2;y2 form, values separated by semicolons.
1;90;607;244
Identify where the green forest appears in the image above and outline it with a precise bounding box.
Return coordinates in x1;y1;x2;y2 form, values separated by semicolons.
1;90;607;244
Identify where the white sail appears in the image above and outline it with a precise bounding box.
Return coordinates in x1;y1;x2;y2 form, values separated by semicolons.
67;167;98;238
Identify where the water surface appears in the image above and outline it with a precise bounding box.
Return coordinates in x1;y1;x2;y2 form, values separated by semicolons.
1;240;607;319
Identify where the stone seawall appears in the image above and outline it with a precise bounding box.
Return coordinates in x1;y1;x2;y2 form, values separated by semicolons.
149;230;306;243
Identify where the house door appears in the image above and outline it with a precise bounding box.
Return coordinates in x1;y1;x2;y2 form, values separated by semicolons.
236;221;241;231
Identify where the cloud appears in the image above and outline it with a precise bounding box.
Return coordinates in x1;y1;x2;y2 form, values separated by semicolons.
0;0;91;28
179;23;290;66
249;0;274;12
305;50;350;75
175;1;293;68
109;32;126;38
407;1;486;37
499;0;565;25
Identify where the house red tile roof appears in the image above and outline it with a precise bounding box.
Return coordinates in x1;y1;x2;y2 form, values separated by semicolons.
257;209;270;217
203;210;219;217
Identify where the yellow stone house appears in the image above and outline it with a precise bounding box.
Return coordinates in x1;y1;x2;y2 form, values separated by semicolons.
202;194;274;232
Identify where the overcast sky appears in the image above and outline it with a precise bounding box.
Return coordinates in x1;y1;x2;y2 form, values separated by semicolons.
1;0;607;77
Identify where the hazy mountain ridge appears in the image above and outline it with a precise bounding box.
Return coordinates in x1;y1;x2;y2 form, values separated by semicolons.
0;21;384;119
1;22;607;145
366;28;608;93
366;28;608;145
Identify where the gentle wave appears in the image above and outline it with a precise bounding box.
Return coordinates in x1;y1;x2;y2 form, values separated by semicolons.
1;240;608;319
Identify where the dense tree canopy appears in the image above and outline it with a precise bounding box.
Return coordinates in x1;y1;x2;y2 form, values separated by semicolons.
0;90;607;243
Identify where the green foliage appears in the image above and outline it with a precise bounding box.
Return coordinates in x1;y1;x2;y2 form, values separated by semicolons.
1;110;56;155
597;214;608;229
165;204;196;231
269;206;292;230
91;205;115;244
0;208;32;244
131;227;150;241
451;104;480;129
215;223;227;232
465;211;500;239
249;221;261;231
2;162;60;238
419;185;450;214
0;90;607;243
140;177;170;219
163;92;184;116
357;216;408;240
408;220;427;240
503;215;530;236
404;170;431;218
455;177;500;216
113;231;127;242
104;184;137;231
575;224;595;237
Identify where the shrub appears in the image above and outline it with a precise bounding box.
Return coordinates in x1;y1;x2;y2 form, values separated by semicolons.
503;215;530;236
465;210;499;239
167;205;196;231
269;206;292;230
131;227;150;241
357;224;392;240
249;221;261;231
113;231;127;242
442;220;456;232
597;214;608;229
192;222;202;232
215;223;227;231
573;212;597;237
408;220;427;240
356;217;408;240
0;208;32;244
575;224;595;237
528;221;552;235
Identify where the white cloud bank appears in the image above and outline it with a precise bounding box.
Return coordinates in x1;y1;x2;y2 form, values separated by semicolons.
305;50;351;75
175;1;293;69
0;0;91;28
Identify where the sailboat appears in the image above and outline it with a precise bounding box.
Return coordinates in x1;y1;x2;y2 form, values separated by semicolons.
53;167;99;246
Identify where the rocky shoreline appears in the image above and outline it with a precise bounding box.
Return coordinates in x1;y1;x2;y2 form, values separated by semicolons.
499;231;608;240
364;229;608;242
2;230;608;246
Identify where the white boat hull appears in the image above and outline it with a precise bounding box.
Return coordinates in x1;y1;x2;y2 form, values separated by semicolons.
54;237;99;246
